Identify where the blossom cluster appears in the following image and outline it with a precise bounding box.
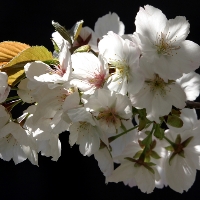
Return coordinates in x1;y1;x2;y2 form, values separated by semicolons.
1;5;200;193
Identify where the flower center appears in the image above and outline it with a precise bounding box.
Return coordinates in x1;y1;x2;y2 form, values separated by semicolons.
97;107;120;126
109;59;129;81
154;32;180;56
88;72;106;89
145;74;168;95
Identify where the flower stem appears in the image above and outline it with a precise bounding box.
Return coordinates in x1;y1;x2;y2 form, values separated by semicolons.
108;125;139;143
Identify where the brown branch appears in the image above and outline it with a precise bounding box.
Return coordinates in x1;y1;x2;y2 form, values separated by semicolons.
185;101;200;109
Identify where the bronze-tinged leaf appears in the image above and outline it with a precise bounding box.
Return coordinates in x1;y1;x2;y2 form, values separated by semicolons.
2;46;53;69
0;41;30;66
2;46;53;86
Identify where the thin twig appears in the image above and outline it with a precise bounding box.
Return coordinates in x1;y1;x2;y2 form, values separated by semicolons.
185;101;200;109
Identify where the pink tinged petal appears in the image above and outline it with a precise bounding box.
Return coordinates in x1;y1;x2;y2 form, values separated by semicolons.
59;40;71;78
94;147;114;177
24;61;49;81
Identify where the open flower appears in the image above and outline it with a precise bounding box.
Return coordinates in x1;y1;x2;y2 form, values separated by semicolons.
24;40;71;89
98;31;144;95
85;88;132;133
163;124;200;193
130;71;186;122
70;52;109;94
135;5;200;81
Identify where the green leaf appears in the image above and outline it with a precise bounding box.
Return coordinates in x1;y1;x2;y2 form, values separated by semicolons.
124;157;137;163
165;145;174;151
143;164;155;174
146;162;156;166
144;155;150;162
154;125;164;140
178;150;185;158
52;21;72;45
150;151;161;159
167;115;183;128
171;109;181;117
43;59;59;65
141;134;152;148
51;38;60;53
175;134;181;144
134;162;140;167
169;152;176;165
182;136;193;148
138;117;147;131
132;107;138;116
74;45;91;53
138;139;145;148
150;140;156;149
133;150;143;159
68;20;84;41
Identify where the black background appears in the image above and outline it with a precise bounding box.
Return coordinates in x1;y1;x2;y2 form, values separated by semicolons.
1;0;200;199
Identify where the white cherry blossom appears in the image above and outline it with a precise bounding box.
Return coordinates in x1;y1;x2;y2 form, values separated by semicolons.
70;52;109;94
68;107;106;156
163;124;200;193
85;89;132;133
135;5;200;81
98;31;144;95
130;71;186;122
24;40;71;88
0;121;38;165
106;160;160;194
